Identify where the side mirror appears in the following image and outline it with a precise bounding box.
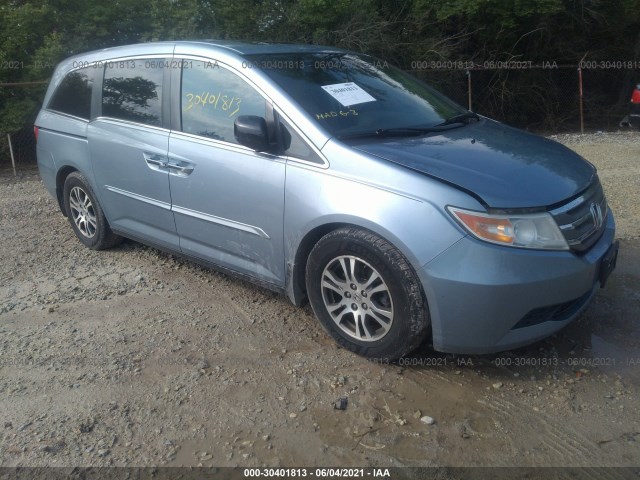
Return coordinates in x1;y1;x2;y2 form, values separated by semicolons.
234;115;270;151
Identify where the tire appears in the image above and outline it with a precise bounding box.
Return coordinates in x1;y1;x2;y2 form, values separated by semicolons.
63;172;122;250
306;227;430;361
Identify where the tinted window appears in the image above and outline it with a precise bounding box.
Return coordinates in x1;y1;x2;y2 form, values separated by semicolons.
102;59;163;126
181;61;266;143
48;67;94;119
279;118;323;164
243;53;465;138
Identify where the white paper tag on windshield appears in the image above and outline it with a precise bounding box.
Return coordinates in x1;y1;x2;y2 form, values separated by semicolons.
321;82;376;106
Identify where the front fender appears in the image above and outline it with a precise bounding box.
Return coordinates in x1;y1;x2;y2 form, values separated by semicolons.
283;161;464;306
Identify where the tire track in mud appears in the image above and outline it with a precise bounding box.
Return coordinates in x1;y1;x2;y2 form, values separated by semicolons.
479;395;609;468
408;366;463;386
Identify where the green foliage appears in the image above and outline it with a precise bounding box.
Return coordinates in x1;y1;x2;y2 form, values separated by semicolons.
0;95;40;133
413;0;568;61
0;0;638;133
144;0;217;40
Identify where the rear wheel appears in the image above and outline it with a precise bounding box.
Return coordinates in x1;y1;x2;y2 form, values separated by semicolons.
63;172;122;250
306;227;430;360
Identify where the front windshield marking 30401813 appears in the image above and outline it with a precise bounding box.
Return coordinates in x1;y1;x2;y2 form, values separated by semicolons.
242;53;468;138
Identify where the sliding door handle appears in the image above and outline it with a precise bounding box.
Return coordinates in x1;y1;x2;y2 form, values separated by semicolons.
166;161;194;176
167;163;194;174
143;152;168;169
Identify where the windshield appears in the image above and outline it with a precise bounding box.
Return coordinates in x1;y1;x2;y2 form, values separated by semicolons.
243;52;467;138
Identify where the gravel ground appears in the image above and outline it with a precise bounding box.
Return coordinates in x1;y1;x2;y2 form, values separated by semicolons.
0;132;639;468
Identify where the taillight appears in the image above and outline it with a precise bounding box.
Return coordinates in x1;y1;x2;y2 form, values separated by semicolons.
34;125;39;142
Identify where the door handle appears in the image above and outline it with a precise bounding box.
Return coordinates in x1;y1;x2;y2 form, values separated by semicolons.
167;163;194;174
166;161;194;176
143;152;168;169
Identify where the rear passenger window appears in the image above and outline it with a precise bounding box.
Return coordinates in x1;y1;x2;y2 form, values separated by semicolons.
48;67;94;120
181;61;266;143
102;59;163;127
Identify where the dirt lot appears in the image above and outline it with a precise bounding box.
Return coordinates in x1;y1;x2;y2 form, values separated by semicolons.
0;132;639;468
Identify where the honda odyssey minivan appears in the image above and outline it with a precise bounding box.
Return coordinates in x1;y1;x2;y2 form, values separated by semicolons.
35;41;619;360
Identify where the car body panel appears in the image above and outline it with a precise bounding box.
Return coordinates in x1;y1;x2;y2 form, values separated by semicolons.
168;132;287;285
289;138;474;268
36;112;90;198
88;120;179;250
421;210;615;353
352;119;596;209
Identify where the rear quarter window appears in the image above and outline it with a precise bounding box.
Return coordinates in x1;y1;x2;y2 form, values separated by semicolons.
47;67;94;120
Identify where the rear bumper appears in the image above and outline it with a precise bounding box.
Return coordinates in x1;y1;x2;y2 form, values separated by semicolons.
419;210;616;354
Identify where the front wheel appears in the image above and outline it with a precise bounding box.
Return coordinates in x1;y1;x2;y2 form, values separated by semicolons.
63;172;122;250
306;227;430;360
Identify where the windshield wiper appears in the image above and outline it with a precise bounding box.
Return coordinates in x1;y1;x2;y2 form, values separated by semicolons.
338;126;452;140
436;111;480;127
337;113;481;140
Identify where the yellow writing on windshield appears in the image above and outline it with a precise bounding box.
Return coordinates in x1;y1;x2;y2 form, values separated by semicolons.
184;92;242;117
315;109;358;120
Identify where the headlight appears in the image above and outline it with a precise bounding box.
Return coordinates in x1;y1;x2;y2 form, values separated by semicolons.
447;206;569;250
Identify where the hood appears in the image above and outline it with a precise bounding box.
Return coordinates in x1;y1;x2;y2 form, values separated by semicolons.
351;119;596;209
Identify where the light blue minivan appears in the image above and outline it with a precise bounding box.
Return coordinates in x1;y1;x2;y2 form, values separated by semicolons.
35;41;618;360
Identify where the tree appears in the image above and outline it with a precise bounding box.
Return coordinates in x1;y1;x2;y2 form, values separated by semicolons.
0;0;638;136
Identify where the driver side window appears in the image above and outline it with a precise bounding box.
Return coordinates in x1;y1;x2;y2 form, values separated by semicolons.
181;60;266;143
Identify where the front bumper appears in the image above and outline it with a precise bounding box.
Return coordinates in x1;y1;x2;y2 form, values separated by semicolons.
420;210;616;354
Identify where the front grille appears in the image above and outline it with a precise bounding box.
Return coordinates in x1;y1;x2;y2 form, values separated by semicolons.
550;180;607;253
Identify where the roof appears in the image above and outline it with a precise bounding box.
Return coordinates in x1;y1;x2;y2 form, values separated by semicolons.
176;40;348;55
56;40;351;71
